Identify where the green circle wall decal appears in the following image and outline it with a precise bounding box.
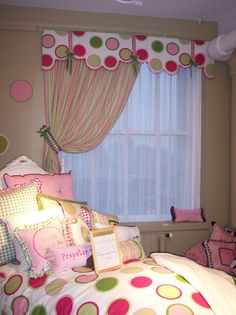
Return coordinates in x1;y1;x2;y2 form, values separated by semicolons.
0;134;9;155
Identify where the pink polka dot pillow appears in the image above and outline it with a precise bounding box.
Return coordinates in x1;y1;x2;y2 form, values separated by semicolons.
210;223;235;242
46;244;92;273
4;173;73;200
170;206;206;222
204;240;236;275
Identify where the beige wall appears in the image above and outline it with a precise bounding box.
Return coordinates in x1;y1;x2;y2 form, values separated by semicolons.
0;5;231;255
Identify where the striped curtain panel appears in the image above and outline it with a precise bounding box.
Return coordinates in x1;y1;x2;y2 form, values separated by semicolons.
42;59;139;173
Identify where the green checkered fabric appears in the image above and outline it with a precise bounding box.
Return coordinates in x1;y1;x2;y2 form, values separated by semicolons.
0;180;40;265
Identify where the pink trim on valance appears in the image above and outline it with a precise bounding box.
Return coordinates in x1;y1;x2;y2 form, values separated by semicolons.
42;30;215;78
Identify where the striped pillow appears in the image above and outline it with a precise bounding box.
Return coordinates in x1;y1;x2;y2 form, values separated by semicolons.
119;239;146;262
0;180;40;265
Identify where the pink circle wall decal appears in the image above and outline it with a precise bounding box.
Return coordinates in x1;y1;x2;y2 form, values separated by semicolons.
10;80;33;102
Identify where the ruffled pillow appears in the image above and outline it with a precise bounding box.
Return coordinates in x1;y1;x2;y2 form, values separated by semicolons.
14;216;72;278
210;223;235;242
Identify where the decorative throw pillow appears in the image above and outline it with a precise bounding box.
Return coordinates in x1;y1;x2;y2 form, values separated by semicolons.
204;240;236;275
4;172;73;200
184;241;208;267
0;155;47;190
4;206;64;270
46;244;92;273
95;223;140;242
224;224;236;240
0;180;40;265
119;239;146;262
170;206;206;222
36;193;90;223
66;217;90;245
91;209;119;228
14;216;71;278
210;223;235;242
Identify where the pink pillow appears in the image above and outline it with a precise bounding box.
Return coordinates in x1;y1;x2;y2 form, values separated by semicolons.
170;206;205;222
210;223;235;242
4;173;73;200
185;241;208;267
14;217;69;278
204;240;236;275
46;244;92;273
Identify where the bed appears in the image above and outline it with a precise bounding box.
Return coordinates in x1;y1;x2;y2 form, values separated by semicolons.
0;156;236;315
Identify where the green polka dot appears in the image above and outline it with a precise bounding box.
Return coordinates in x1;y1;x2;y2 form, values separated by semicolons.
72;266;93;273
149;58;162;71
30;305;47;315
176;274;188;283
61;202;76;215
179;39;190;45
90;36;103;48
152;40;164;53
55;46;68;58
151;266;172;274
5;275;22;295
179;53;191;66
95;277;118;292
119;33;132;40
120;267;144;274
133;308;157;315
120;48;132;61
87;55;101;67
205;63;215;78
0;134;9;155
77;302;98;315
45;279;66;296
143;259;157;266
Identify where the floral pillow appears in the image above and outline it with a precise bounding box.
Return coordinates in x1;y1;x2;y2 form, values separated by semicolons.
204;239;236;275
36;193;91;226
91;209;119;228
14;216;72;278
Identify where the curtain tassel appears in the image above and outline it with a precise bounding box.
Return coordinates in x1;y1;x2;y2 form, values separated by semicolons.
37;125;61;153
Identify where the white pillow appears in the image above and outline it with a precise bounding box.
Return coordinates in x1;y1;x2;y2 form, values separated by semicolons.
5;207;64;271
0;155;48;190
95;223;140;242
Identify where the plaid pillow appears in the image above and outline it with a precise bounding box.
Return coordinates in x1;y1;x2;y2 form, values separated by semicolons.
0;180;40;265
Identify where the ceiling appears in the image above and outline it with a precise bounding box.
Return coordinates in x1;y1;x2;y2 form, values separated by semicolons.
1;0;236;35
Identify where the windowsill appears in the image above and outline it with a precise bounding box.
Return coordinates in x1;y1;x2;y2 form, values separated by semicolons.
121;220;209;233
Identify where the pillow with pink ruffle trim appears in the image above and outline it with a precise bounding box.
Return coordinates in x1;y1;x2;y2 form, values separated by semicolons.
170;206;206;223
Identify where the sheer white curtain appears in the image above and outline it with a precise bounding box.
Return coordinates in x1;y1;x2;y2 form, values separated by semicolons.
60;64;202;222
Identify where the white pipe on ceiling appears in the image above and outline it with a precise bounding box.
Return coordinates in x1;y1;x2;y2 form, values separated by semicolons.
208;28;236;61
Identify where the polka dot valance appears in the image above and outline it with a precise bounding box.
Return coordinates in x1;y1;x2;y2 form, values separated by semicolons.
42;30;215;78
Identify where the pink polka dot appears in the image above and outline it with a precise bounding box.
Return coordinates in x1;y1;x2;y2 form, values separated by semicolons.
74;31;85;36
131;276;152;288
195;40;205;46
42;34;55;48
108;298;130;315
165;60;178;72
42;54;53;67
12;296;29;315
192;293;210;308
74;44;86;57
55;296;73;315
136;35;147;41
10;80;33;102
104;56;118;68
0;272;6;280
124;259;140;264
166;42;179;55
106;38;119;50
137;49;148;61
29;274;47;289
195;53;205;66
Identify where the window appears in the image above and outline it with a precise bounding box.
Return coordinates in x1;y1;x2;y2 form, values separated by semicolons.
60;64;201;222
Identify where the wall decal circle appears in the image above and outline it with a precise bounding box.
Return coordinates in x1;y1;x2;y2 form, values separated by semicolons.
10;80;33;102
0;134;9;155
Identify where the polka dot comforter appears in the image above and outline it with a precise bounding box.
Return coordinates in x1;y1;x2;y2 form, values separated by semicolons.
0;254;235;315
